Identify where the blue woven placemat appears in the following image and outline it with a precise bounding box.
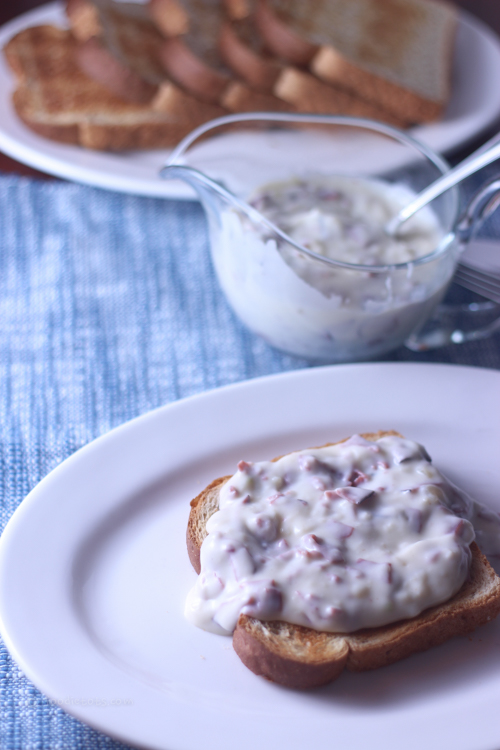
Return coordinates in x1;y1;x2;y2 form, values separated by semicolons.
0;166;499;750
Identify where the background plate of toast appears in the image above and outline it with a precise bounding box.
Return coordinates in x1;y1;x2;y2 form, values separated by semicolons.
1;362;500;750
1;2;500;199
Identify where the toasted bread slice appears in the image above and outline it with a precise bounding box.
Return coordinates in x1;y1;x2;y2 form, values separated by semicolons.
274;68;409;128
149;0;295;114
150;0;234;104
149;0;191;36
220;81;294;113
66;0;167;104
255;0;457;124
255;0;318;66
74;36;158;104
4;25;225;150
219;16;281;94
157;35;232;104
218;0;408;126
223;0;252;22
233;543;500;687
66;0;101;42
90;2;167;86
187;432;500;689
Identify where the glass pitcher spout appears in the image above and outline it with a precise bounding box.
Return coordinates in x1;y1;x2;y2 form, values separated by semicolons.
161;164;250;221
161;164;224;200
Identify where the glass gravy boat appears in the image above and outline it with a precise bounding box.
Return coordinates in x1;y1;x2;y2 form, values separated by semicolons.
162;113;500;362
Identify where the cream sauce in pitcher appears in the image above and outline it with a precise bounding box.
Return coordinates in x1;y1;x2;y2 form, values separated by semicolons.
210;174;454;361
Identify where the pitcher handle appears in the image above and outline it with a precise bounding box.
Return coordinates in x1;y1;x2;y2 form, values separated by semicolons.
406;178;500;351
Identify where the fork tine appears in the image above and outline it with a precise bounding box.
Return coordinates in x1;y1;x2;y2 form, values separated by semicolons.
453;264;500;304
456;266;500;292
455;266;500;291
455;264;500;291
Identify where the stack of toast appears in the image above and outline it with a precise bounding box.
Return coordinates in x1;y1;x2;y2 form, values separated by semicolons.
4;0;457;151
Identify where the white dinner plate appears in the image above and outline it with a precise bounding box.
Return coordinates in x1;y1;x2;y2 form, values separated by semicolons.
1;4;500;199
1;362;500;750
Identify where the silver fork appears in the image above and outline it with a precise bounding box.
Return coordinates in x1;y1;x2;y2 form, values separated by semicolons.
453;263;500;304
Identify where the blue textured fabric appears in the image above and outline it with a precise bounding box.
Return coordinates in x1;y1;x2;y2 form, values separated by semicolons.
0;166;499;750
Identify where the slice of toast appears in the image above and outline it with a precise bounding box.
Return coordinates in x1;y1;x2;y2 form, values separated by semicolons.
220;81;294;113
73;37;158;105
218;0;409;127
255;0;457;124
219;15;282;95
68;1;249;114
274;67;409;128
66;0;167;104
149;0;295;113
86;2;167;82
233;544;500;687
66;0;102;42
150;0;234;104
187;432;500;689
4;25;225;150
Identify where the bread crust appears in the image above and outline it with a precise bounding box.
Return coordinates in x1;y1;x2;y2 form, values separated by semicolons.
311;48;442;124
221;81;294;113
219;19;281;94
233;618;349;688
4;25;227;150
187;432;500;688
187;475;229;573
345;546;500;671
66;0;101;42
151;0;236;106
223;0;252;22
67;0;169;101
257;0;457;124
75;37;158;104
12;87;80;144
274;67;410;127
255;0;318;66
159;36;230;104
149;0;190;37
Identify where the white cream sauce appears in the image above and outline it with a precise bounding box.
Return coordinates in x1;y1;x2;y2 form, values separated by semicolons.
248;175;441;266
185;435;498;635
209;175;456;361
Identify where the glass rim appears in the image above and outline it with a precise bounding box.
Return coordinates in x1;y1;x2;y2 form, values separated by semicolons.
163;113;459;273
